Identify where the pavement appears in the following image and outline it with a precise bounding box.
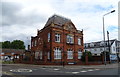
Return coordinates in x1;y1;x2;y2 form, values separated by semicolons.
2;62;119;69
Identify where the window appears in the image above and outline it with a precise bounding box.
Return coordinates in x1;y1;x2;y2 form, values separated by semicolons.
40;51;42;59
48;52;50;59
38;38;41;45
78;50;82;59
100;41;104;46
31;41;34;47
35;52;39;59
94;48;97;51
106;47;109;51
100;48;103;51
1;52;4;55
85;44;88;47
11;53;14;55
35;40;37;46
17;56;19;59
54;48;61;59
67;49;73;59
113;46;115;51
67;35;74;44
48;33;50;42
55;34;60;42
90;43;94;47
78;38;81;45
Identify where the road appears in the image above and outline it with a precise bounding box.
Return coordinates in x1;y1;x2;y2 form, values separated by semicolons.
1;63;120;77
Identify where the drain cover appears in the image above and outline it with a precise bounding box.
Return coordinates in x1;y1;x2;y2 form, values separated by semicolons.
10;69;32;72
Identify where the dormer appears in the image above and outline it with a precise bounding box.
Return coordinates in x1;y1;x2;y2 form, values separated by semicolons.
100;41;104;46
90;43;94;47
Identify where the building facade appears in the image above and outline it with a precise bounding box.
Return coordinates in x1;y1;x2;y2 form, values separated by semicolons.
0;48;24;61
84;39;120;60
31;15;84;65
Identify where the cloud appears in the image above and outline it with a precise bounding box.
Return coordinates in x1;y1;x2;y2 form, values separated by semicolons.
1;0;119;49
2;2;47;26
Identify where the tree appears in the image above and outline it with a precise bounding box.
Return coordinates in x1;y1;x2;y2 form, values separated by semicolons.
2;41;11;48
81;51;93;62
0;42;2;48
2;40;25;49
11;40;25;49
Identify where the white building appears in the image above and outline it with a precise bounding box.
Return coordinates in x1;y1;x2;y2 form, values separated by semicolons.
84;39;120;57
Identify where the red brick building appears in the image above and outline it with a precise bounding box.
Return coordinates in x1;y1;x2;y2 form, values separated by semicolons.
31;15;84;65
0;48;24;61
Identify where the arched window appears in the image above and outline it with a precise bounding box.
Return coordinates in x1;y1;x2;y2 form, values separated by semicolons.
54;47;61;59
67;49;73;59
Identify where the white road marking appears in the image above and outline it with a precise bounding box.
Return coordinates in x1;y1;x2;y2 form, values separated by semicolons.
53;69;59;71
66;72;71;73
71;72;80;74
80;71;87;72
88;69;94;71
9;69;32;72
95;69;100;70
42;68;46;69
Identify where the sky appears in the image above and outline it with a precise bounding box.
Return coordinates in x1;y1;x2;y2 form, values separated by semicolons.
1;0;119;48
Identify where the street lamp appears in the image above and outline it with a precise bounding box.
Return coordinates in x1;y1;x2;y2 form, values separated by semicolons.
103;10;115;65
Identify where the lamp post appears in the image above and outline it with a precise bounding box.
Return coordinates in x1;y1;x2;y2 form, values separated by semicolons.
103;10;115;65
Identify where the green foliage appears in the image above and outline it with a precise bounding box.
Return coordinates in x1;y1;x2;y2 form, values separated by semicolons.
2;40;25;49
0;42;2;48
2;60;14;64
11;40;25;49
2;41;11;48
81;51;93;62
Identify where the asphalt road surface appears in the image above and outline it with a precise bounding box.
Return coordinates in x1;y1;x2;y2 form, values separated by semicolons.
1;64;120;77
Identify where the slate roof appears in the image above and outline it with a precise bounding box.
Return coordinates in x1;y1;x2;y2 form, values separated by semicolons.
0;49;25;54
44;14;71;27
84;39;116;48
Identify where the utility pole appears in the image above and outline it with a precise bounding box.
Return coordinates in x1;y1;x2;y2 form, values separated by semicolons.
107;31;110;63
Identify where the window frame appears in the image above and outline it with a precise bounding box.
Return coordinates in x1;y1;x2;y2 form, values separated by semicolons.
40;51;42;59
67;35;74;44
78;38;81;45
34;40;37;46
55;33;60;42
78;50;82;59
48;33;50;42
54;48;61;59
47;51;50;59
67;49;73;59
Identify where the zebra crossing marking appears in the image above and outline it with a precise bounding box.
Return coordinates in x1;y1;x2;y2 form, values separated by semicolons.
80;70;87;72
71;72;80;74
88;69;94;71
